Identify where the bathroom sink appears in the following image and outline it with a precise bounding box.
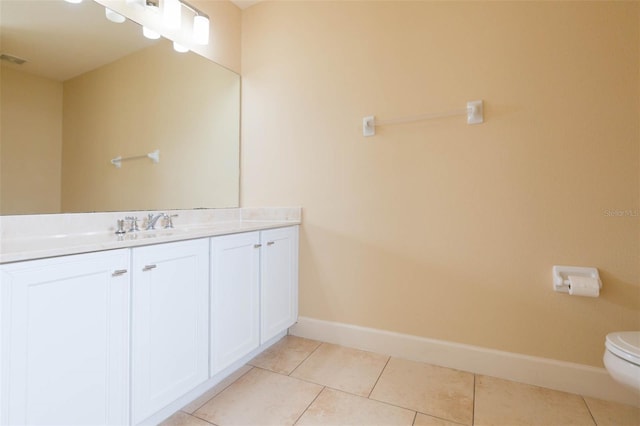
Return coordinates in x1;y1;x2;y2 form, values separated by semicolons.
134;226;208;239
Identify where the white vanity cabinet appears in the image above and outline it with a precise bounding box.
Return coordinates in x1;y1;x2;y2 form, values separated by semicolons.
260;226;299;344
0;249;131;426
210;232;261;375
0;219;299;426
210;226;299;374
130;238;209;424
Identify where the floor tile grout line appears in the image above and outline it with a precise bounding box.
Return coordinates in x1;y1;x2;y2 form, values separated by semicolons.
189;410;218;425
472;373;476;425
368;393;437;416
292;386;326;426
282;370;351;395
293;381;427;420
187;366;255;415
411;410;418;426
581;395;598;425
414;410;469;426
367;392;471;425
288;340;324;377
254;364;288;376
252;364;337;392
367;355;391;399
175;410;218;425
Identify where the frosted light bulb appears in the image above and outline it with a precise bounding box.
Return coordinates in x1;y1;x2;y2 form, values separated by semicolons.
143;26;161;40
193;15;209;45
173;42;188;53
163;0;181;29
105;8;126;23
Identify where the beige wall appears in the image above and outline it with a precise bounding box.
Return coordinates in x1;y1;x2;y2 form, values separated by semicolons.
241;1;640;367
0;66;62;214
62;41;240;212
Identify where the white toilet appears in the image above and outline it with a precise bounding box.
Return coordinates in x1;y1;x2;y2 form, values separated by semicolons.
604;331;640;392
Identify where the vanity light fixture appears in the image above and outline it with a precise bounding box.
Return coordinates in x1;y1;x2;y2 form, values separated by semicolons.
100;0;211;48
175;0;211;46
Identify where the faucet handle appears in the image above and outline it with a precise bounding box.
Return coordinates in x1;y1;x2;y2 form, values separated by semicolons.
115;219;126;235
163;213;178;229
125;216;139;232
145;213;155;230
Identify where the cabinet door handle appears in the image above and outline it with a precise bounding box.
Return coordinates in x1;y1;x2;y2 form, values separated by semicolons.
112;269;128;277
142;264;157;271
267;241;275;246
254;244;262;249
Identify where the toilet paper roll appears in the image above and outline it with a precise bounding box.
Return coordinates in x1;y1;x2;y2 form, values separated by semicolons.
568;275;600;297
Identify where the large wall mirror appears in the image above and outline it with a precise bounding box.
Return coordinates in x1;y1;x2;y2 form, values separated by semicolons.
0;0;240;215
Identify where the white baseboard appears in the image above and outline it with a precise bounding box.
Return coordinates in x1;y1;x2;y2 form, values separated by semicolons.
289;316;639;407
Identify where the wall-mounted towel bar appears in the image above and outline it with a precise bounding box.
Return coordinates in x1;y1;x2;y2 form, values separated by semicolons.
363;100;483;137
111;149;160;169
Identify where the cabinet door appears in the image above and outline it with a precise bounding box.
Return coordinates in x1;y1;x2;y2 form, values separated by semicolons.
0;250;130;426
260;226;299;344
131;239;208;424
210;232;260;375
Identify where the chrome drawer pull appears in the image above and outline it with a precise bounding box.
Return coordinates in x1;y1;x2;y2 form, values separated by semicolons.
267;241;275;246
254;244;262;249
112;269;128;277
142;264;157;271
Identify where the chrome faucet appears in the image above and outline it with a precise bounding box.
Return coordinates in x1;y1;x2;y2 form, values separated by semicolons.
145;213;165;230
163;213;178;229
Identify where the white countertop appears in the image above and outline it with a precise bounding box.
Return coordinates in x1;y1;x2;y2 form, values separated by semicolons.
0;208;301;264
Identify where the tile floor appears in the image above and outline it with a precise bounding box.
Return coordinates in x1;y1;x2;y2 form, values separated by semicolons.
161;336;640;426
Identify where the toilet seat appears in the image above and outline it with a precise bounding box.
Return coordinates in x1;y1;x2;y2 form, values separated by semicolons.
605;331;640;366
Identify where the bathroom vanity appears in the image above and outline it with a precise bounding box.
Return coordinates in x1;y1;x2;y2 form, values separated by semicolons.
0;208;299;425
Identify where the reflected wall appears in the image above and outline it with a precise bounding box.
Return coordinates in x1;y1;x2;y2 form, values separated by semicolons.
61;41;240;212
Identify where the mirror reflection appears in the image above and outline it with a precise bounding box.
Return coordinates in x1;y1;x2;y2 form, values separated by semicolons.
0;0;240;215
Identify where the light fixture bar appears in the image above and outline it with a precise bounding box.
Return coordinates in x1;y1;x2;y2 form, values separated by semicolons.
126;0;145;10
179;0;209;19
163;0;182;29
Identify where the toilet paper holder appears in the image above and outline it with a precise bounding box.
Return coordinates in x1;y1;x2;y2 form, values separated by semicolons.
552;265;602;294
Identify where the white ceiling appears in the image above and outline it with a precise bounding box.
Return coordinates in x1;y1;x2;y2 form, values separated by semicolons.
0;0;158;81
